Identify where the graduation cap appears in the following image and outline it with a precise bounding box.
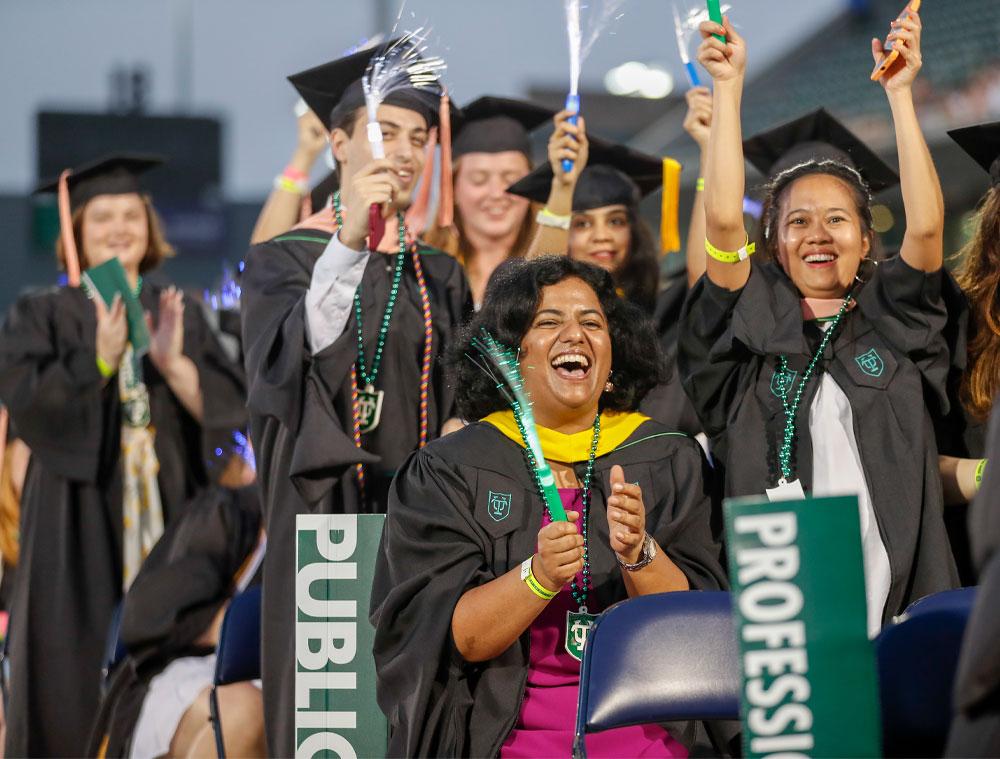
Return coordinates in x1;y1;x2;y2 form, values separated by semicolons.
288;39;444;132
35;153;163;211
507;135;682;252
34;153;164;288
288;39;457;231
452;96;556;160
947;121;1000;186
743;108;899;193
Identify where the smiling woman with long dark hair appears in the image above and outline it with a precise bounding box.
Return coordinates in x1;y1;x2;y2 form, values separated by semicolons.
678;13;957;637
371;256;726;758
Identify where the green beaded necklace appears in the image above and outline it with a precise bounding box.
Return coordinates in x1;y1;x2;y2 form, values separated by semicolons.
333;190;406;433
775;294;853;485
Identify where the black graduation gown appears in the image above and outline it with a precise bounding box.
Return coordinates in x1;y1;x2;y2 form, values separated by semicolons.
0;283;246;758
240;229;470;755
370;419;727;758
677;256;959;626
87;484;262;756
639;273;702;437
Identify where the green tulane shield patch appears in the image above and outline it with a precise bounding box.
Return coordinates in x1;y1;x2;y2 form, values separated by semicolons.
770;368;798;399
855;348;884;378
724;495;881;758
487;490;511;522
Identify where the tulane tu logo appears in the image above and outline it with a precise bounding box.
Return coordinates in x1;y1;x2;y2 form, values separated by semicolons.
855;348;884;378
770;368;799;399
488;491;512;522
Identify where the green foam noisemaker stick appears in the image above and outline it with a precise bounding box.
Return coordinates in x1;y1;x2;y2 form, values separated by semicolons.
82;258;150;355
707;0;725;41
468;330;568;521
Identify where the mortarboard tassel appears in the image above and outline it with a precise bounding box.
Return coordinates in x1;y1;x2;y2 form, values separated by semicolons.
436;91;454;228
57;170;82;286
660;158;682;254
404;126;438;235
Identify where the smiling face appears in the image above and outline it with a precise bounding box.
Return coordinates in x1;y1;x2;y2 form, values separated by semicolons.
776;173;871;299
568;204;632;274
454;151;532;243
80;193;149;276
518;277;613;432
331;103;429;209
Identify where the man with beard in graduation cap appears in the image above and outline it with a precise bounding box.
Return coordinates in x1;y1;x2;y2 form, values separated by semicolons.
424;96;554;307
240;40;470;754
0;154;247;756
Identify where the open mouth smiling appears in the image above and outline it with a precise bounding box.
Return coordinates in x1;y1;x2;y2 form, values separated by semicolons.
550;351;592;380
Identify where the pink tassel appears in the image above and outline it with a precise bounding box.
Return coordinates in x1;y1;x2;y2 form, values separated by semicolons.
58;170;81;286
405;126;438;235
436;92;454;229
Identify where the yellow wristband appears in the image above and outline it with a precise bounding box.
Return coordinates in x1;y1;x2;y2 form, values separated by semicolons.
520;557;558;600
96;356;115;378
705;235;755;264
975;458;987;489
274;175;306;195
695;177;705;192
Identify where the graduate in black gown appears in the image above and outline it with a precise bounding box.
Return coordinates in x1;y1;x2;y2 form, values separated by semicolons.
424;96;554;307
371;256;728;757
88;436;263;757
240;42;470;754
0;155;247;757
509;133;702;435
679;15;957;636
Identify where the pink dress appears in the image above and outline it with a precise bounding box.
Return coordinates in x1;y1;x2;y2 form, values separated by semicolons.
500;489;688;758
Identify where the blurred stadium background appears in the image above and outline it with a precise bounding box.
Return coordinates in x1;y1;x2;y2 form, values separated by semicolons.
1;0;996;310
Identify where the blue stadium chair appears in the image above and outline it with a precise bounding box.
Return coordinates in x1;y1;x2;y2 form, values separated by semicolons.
574;591;740;758
101;601;127;695
210;584;262;759
875;588;976;757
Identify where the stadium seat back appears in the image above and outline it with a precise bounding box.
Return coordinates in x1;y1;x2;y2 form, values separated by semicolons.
876;588;976;757
214;584;262;686
575;591;740;755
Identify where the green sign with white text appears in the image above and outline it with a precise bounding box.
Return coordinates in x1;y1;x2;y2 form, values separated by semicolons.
295;514;388;758
724;495;881;758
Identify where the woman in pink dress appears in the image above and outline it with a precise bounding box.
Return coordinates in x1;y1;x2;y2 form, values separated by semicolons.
372;256;727;757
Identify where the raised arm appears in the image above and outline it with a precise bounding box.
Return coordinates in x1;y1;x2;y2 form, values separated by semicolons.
525;111;589;259
697;17;751;292
250;110;329;245
683;86;713;287
874;10;944;272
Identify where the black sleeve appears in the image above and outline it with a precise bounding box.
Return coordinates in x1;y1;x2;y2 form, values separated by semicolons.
182;296;247;436
0;294;112;483
649;440;728;591
677;272;760;438
856;255;951;413
370;447;492;756
432;255;472;424
241;239;374;505
241;241;314;434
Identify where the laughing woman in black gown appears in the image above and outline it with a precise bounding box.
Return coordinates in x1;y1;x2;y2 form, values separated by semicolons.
0;155;246;756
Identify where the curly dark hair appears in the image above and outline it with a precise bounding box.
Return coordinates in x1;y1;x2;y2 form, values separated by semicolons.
759;159;875;263
449;256;669;421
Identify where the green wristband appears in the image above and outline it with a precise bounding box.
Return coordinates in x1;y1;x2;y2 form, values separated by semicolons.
520;557;558;601
975;458;987;489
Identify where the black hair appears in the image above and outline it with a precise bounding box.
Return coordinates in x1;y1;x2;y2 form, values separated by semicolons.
449;256;669;421
759;159;874;262
613;208;660;313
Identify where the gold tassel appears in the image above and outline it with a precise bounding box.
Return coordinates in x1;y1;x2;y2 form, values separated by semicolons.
660;157;682;255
